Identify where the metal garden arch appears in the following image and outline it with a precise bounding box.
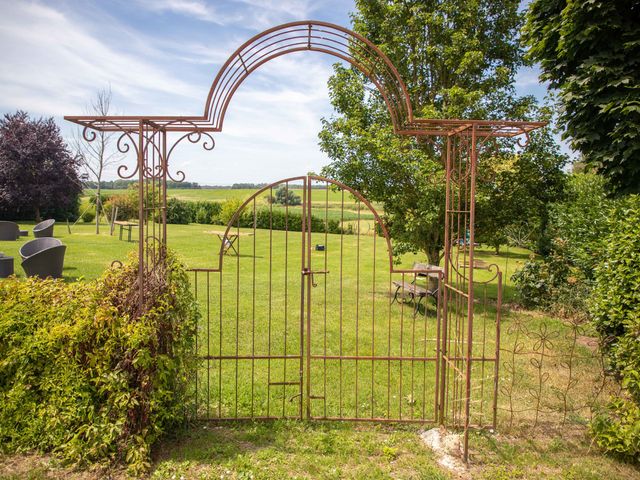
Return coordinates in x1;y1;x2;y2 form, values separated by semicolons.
66;20;545;460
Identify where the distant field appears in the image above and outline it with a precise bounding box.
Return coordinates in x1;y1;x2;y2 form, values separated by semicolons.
82;188;385;222
83;188;353;203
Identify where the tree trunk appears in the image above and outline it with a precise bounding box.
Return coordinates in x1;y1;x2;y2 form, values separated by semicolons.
494;242;501;255
95;188;101;234
425;247;442;291
426;248;440;267
35;207;41;223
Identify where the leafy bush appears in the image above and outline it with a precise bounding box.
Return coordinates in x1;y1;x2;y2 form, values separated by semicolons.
166;197;194;225
88;193;111;206
512;173;614;314
104;192;137;221
194;201;222;224
589;195;640;459
512;238;590;316
226;206;342;234
591;196;640;373
81;210;96;223
219;198;245;226
104;184;161;222
591;399;640;461
547;173;613;279
0;251;198;474
510;257;548;309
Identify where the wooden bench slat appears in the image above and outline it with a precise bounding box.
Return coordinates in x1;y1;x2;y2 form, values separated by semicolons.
392;280;429;295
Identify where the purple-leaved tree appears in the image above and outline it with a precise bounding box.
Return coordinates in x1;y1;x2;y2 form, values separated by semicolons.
0;111;82;222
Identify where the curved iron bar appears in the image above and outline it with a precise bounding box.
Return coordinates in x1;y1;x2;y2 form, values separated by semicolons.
165;120;216;183
214;175;306;271
516;131;531;148
81;120;140;180
203;21;412;132
445;250;501;284
211;174;442;279
82;125;97;142
141;129;165;180
448;134;473;185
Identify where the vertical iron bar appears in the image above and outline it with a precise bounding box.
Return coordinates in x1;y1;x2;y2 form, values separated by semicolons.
371;212;376;419
399;272;405;420
194;271;198;418
439;136;452;424
161;130;167;247
218;269;222;418
137;120;144;309
463;125;478;462
207;271;210;419
493;272;502;429
355;199;361;418
305;177;312;418
252;197;256;417
235;217;240;418
299;179;307;420
339;188;344;418
324;182;328;418
268;187;273;417
283;183;289;417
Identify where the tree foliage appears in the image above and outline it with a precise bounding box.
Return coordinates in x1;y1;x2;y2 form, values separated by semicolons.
511;172;612;314
272;186;302;206
0;111;82;221
476;117;568;254
319;0;538;263
547;172;613;277
523;0;640;195
590;195;640;459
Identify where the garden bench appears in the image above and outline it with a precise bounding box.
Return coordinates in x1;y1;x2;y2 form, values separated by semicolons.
391;280;438;315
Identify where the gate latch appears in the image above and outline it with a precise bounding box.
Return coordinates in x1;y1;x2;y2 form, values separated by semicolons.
302;268;330;287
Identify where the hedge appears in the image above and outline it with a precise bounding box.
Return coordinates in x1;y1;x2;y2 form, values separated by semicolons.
0;251;198;474
590;195;640;459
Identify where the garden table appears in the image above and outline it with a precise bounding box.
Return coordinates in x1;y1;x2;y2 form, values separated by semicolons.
205;230;254;256
114;221;138;242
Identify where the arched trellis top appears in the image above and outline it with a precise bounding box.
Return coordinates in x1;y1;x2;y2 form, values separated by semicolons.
65;20;544;139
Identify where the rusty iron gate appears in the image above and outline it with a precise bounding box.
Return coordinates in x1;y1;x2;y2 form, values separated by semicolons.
66;20;543;461
188;175;500;431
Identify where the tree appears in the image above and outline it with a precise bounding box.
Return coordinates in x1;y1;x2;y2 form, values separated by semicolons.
547;172;613;279
0;111;82;222
320;0;535;264
522;0;640;195
272;186;302;206
74;87;121;233
476;113;568;255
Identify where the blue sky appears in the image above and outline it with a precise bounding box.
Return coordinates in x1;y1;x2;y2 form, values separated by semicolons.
0;0;552;185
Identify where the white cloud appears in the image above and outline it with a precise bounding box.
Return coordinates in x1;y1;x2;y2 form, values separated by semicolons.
135;0;242;25
0;2;202;116
0;0;351;183
232;0;317;29
515;66;543;87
